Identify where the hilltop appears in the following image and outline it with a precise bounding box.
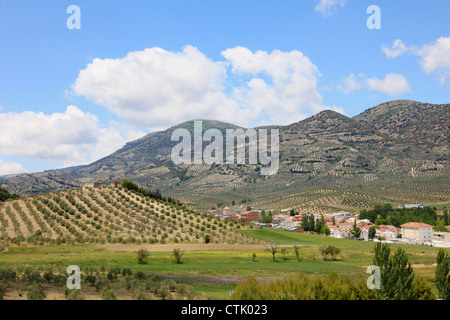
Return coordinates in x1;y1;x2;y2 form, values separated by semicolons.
0;185;257;245
1;100;449;212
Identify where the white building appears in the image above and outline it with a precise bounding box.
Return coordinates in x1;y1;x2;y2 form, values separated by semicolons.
401;222;433;243
432;232;450;248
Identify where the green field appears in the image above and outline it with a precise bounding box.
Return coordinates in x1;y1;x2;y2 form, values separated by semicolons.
1;228;447;299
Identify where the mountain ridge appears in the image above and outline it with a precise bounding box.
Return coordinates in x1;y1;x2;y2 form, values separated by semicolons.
1;100;448;211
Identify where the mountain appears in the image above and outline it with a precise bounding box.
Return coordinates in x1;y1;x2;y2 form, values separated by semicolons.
1;100;449;212
354;100;449;151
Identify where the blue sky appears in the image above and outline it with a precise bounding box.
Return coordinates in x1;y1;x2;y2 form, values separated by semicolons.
0;0;449;175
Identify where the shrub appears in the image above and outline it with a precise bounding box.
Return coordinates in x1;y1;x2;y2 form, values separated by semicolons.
101;287;117;300
136;248;150;264
66;289;86;300
27;282;46;300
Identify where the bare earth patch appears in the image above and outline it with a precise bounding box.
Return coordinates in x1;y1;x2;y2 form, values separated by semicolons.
97;243;268;252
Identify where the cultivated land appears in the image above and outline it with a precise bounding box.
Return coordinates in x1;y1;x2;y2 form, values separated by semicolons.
1;226;448;299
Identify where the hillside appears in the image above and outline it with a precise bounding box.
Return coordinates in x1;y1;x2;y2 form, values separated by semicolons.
1;100;448;212
0;186;257;245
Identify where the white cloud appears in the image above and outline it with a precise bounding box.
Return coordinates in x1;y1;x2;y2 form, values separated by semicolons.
419;36;450;84
222;47;339;124
366;73;411;97
336;73;363;94
315;0;347;17
382;39;411;59
0;106;144;168
0;158;27;176
73;46;340;129
382;36;450;84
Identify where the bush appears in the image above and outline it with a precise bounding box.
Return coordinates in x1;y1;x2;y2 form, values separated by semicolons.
0;282;7;300
27;282;46;300
85;274;97;285
101;287;117;300
66;289;86;300
136;248;150;264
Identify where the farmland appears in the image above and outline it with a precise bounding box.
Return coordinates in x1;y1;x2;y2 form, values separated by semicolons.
1;227;447;300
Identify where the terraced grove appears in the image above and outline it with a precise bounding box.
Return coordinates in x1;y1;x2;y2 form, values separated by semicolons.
0;187;258;245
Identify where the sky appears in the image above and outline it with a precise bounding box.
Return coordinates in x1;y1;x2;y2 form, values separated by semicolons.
0;0;449;175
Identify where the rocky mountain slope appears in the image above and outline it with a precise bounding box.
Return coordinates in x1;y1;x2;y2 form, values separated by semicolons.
1;100;448;210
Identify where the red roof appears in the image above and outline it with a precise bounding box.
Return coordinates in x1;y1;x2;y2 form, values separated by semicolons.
401;222;433;228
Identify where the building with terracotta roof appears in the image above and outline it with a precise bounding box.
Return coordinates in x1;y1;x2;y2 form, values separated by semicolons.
401;222;434;243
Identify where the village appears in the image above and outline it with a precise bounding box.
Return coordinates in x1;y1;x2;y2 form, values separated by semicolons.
204;205;450;248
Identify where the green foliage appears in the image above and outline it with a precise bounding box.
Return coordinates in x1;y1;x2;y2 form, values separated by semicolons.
258;210;273;223
27;282;46;300
410;276;435;300
0;281;7;300
66;289;86;300
100;287;117;300
121;179;181;206
0;187;20;202
434;221;448;232
232;272;376;300
136;248;150;264
293;245;301;262
320;246;341;261
350;220;361;239
435;249;450;300
360;204;438;227
373;243;415;300
172;248;184;264
301;214;315;232
368;226;376;239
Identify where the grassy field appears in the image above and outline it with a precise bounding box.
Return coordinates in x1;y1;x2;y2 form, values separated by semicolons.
1;228;447;299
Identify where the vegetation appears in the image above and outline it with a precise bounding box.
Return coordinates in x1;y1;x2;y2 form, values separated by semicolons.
0;187;19;202
136;248;150;265
359;204;443;228
0;187;255;245
172;248;184;264
232;272;376;300
435;249;450;300
373;243;418;300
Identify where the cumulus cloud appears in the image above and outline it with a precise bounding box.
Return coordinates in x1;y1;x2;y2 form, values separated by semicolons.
366;73;411;97
419;36;450;84
0;106;144;167
315;0;347;17
382;39;411;59
0;158;27;176
73;46;340;129
222;47;338;124
336;73;364;94
382;36;450;84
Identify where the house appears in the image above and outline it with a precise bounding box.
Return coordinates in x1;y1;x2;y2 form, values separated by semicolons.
329;226;351;238
272;214;292;225
237;211;260;223
375;227;399;240
432;232;450;248
84;181;108;189
398;204;428;209
401;222;434;243
324;211;354;223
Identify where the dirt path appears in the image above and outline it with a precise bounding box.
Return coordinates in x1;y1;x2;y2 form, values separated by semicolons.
97;243;270;252
152;273;284;285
